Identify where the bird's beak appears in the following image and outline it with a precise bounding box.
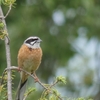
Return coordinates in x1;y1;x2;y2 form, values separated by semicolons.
39;39;42;42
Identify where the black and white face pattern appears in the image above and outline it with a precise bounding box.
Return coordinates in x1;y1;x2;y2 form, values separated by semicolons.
24;36;42;49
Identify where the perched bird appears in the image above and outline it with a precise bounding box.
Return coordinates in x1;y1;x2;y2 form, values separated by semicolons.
16;36;42;100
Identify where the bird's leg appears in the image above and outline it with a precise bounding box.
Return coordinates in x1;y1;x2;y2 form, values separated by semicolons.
17;67;21;72
33;72;39;82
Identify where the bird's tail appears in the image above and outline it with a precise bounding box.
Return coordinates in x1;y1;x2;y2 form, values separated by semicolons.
16;72;28;100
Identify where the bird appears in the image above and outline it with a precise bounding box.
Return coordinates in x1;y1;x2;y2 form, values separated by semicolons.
16;36;42;100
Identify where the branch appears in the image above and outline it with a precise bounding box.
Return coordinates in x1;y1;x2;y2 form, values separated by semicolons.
1;66;48;90
0;6;12;100
1;66;62;100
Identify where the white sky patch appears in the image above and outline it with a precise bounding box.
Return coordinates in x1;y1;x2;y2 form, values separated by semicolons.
52;10;65;26
56;67;67;77
78;27;88;36
55;34;99;97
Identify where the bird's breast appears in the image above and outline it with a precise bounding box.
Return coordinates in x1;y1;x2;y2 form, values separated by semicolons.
18;44;42;73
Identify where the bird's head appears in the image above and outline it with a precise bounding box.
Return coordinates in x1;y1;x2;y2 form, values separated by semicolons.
24;36;42;49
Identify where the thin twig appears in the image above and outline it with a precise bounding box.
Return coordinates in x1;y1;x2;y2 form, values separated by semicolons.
50;80;58;88
4;4;12;19
0;5;12;19
23;89;35;100
23;95;27;100
0;68;7;85
42;80;62;100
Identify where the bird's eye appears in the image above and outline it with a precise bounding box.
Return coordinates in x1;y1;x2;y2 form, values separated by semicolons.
32;38;38;41
30;38;38;42
25;38;38;44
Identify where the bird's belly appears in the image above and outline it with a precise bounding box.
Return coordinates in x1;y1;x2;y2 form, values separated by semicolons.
23;57;41;73
23;61;34;73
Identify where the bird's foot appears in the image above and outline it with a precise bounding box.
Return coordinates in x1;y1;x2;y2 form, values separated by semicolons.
33;73;39;82
17;67;21;72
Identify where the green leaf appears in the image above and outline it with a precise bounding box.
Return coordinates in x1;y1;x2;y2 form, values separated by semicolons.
56;76;67;84
1;0;16;6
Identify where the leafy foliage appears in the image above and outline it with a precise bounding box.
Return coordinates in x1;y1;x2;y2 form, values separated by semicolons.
0;0;16;6
0;0;100;100
0;72;8;100
0;21;7;40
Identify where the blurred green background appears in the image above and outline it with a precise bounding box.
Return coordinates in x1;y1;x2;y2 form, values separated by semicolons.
0;0;100;100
